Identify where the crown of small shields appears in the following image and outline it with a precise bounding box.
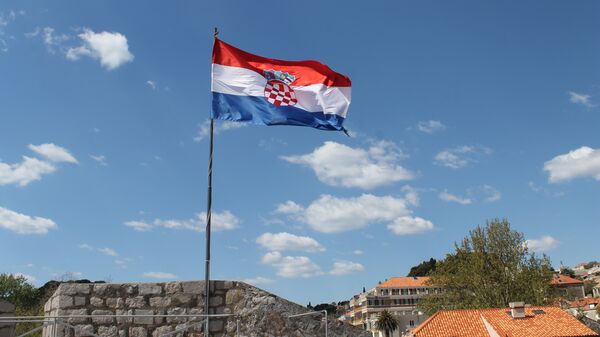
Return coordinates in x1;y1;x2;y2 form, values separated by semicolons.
264;69;296;85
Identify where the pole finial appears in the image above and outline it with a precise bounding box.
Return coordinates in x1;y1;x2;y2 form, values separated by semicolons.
214;27;219;39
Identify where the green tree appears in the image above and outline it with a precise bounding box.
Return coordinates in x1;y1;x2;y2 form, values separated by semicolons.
375;310;398;337
418;219;555;315
0;274;39;309
407;258;437;277
560;267;576;278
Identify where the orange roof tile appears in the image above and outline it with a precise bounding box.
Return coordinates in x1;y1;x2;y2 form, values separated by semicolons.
551;274;584;285
568;297;600;310
377;276;431;288
412;306;598;337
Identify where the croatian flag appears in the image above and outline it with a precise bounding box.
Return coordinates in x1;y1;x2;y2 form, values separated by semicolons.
211;39;351;131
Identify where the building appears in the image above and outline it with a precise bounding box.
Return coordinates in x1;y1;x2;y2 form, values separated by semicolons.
409;302;599;337
593;285;600;298
348;277;442;337
552;274;586;300
566;297;600;321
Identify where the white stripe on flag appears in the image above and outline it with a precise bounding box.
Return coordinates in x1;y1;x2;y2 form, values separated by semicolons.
212;64;351;117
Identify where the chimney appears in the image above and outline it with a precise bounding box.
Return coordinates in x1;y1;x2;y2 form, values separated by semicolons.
509;302;525;319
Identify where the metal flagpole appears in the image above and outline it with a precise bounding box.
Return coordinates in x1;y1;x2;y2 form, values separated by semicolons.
204;27;218;337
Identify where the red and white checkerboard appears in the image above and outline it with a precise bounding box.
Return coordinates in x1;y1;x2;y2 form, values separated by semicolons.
264;80;298;106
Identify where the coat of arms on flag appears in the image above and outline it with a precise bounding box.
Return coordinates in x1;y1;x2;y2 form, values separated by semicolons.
211;39;351;131
263;69;298;107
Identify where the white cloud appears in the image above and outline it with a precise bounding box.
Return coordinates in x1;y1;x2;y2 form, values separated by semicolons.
0;156;56;186
194;119;247;141
353;249;364;256
241;276;273;286
143;272;177;279
330;260;364;275
90;154;107;166
146;80;157;90
126;210;240;232
0;144;77;186
438;190;472;205
124;220;153;232
544;146;600;183
98;247;118;257
66;28;134;70
417;120;446;134
277;193;434;235
568;91;593;108
387;216;434;235
477;184;501;202
256;232;325;253
274;201;304;215
41;27;69;53
525;235;560;252
28;143;78;163
78;243;93;250
0;207;57;235
434;145;491;169
261;252;322;278
282;141;413;189
14;273;37;284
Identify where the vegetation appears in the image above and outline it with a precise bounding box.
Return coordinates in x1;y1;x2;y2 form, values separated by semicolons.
375;310;398;337
560;267;576;278
407;258;437;277
418;219;556;315
312;302;337;315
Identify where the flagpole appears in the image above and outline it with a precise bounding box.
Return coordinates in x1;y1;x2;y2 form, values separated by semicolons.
204;27;218;337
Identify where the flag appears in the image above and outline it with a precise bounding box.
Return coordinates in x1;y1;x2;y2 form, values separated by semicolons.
211;39;351;131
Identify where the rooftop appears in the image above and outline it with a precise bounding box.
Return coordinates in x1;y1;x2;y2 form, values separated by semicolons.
411;306;598;337
551;274;584;286
377;277;431;289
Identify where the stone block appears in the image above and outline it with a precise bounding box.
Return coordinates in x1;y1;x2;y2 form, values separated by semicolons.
181;282;203;295
118;330;126;337
98;326;118;337
91;310;114;325
166;307;187;323
93;284;109;296
170;294;192;306
60;284;91;296
209;296;223;307
116;309;133;324
129;327;147;337
44;299;52;312
138;284;162;296
225;289;243;306
52;295;74;308
74;297;86;307
164;282;181;295
149;297;171;308
74;325;94;337
122;285;136;295
209;319;223;333
90;297;104;307
64;309;89;324
213;281;225;290
125;297;146;309
106;298;124;309
152;326;172;337
133;309;154;325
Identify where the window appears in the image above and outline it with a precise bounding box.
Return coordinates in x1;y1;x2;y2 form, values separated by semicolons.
401;289;408;295
409;320;415;327
409;289;417;295
392;289;399;295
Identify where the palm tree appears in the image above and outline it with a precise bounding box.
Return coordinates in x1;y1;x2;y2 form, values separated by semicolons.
375;310;398;337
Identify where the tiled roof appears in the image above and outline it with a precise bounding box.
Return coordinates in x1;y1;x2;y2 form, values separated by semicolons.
412;306;599;337
551;274;584;285
377;277;431;288
567;297;600;310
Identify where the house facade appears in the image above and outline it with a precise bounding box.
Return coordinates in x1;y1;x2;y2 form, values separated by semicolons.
347;277;442;337
552;274;586;300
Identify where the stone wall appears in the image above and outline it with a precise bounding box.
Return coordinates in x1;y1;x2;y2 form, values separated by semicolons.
43;281;369;337
0;299;15;337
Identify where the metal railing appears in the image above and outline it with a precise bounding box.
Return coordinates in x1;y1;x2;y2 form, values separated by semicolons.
0;314;240;337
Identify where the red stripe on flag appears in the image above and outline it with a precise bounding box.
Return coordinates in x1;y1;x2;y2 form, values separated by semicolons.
212;39;351;87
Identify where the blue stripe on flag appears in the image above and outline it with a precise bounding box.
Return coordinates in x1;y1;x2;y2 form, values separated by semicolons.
211;92;345;131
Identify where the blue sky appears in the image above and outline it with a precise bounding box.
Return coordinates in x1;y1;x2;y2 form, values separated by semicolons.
1;0;599;305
